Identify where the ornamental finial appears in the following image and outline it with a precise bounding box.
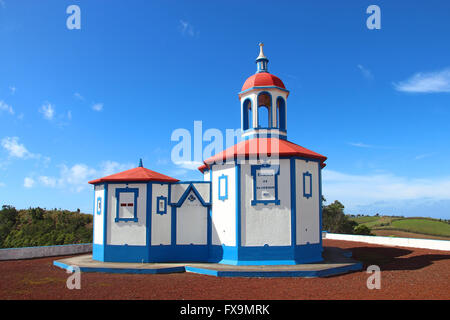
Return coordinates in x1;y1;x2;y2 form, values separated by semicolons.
256;42;268;72
139;158;143;167
257;42;266;60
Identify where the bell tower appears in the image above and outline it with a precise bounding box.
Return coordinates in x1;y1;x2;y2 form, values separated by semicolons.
239;43;289;141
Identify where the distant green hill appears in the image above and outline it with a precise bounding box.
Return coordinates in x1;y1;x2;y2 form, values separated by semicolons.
0;205;93;248
350;215;450;238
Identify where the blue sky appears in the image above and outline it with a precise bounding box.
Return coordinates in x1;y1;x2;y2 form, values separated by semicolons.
1;0;450;218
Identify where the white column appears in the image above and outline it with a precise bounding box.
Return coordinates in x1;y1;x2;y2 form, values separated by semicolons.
252;94;258;129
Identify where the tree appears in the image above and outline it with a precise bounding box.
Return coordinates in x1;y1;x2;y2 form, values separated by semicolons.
30;207;44;221
322;200;357;234
0;207;92;248
0;205;18;246
353;224;373;235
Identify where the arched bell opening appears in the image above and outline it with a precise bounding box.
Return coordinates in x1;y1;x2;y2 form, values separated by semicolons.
257;92;272;129
242;98;253;131
276;97;286;131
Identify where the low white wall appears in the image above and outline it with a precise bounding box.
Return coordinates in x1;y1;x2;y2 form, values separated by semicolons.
324;233;450;251
0;244;92;260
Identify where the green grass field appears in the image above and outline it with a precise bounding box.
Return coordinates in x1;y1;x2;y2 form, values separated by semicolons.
350;216;450;238
350;216;379;224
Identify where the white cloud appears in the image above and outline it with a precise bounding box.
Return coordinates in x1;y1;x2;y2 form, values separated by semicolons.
174;160;203;170
354;198;450;219
24;177;35;188
40;103;55;120
38;102;72;126
34;161;134;192
357;64;373;80
73;92;84;101
0;100;14;115
156;158;169;165
9;86;16;95
179;20;198;37
323;169;450;209
347;142;392;150
59;164;97;192
99;161;134;176
394;68;450;93
0;182;5;187
348;142;373;148
92;103;103;112
170;168;188;176
38;176;57;188
415;153;434;160
1;137;33;158
1;137;49;168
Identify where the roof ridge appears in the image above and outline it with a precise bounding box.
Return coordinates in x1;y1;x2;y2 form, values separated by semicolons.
199;137;326;173
88;166;179;185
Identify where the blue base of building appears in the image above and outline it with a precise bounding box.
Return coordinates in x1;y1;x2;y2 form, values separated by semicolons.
53;260;185;275
54;255;363;278
93;242;323;265
183;263;363;278
93;243;149;263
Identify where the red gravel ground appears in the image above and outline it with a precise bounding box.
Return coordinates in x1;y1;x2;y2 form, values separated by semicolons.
0;239;449;300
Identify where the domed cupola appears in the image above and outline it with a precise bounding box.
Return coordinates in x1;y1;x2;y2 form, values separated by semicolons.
239;43;289;141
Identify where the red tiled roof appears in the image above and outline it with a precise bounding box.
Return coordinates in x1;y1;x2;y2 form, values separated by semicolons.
241;72;286;92
88;166;179;184
198;138;327;172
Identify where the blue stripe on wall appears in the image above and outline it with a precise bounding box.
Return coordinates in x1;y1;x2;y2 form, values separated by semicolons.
290;158;297;247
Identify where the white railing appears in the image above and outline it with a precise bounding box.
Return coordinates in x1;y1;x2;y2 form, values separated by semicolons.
323;233;450;251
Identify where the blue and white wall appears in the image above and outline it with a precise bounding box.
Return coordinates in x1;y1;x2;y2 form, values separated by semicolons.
92;180;212;263
170;182;210;246
210;163;237;247
240;159;292;247
295;159;320;246
151;183;170;245
237;158;322;264
204;157;323;265
107;183;147;246
93;184;105;248
92;157;323;264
